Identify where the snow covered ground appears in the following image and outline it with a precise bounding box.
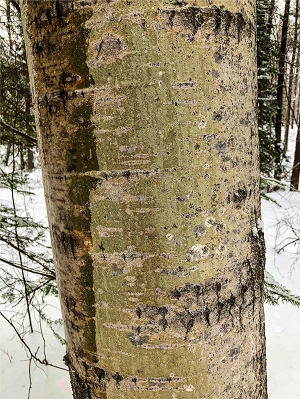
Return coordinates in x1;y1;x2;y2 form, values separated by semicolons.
1;169;300;398
263;191;300;398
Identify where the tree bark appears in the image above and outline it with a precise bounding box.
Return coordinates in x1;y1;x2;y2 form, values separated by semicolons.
275;0;291;178
21;1;267;398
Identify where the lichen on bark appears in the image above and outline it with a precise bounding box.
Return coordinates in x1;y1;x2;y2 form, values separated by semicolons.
21;0;267;398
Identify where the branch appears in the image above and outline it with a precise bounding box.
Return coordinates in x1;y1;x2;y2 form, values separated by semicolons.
0;119;37;147
0;311;68;371
276;237;299;253
280;161;300;180
0;236;53;271
0;256;56;279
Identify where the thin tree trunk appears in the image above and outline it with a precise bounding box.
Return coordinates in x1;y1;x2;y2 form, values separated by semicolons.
291;115;300;190
284;0;299;152
267;0;276;36
293;52;300;125
25;85;34;171
27;148;34;171
21;1;267;398
4;143;11;166
275;0;291;178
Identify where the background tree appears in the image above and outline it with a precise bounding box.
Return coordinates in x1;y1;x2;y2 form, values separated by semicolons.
257;0;278;176
257;0;300;188
284;0;299;151
21;1;268;398
275;0;291;179
0;0;36;169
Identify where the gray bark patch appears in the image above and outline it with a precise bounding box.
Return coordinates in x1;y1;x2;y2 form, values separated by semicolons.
127;333;149;346
192;225;206;238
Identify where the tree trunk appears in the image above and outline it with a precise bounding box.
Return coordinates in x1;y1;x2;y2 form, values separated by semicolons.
27;148;34;171
292;51;300;128
284;0;299;152
290;122;300;190
21;1;267;398
25;85;35;171
267;0;276;36
275;0;291;178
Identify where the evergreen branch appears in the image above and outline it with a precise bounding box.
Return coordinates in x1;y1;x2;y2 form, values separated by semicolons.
264;271;300;307
0;119;37;146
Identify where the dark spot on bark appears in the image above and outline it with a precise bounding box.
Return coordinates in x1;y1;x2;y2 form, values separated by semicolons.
169;0;188;5
112;372;123;385
170;288;182;300
236;13;245;42
213;111;222;121
99;242;105;251
224;10;232;34
214;51;222;64
239;117;250;126
96;39;104;59
216;282;221;292
204;307;210;325
184;315;195;339
35;39;44;55
162;5;204;39
229;347;240;358
214;140;227;153
233;188;247;204
45;9;52;24
55;1;64;24
136;306;142;319
211;69;220;78
212;5;221;32
157;306;169;330
122;170;131;180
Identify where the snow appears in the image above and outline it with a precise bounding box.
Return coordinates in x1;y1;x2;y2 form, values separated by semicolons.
257;218;265;232
0;169;72;399
1;169;300;398
252;226;259;237
262;190;300;399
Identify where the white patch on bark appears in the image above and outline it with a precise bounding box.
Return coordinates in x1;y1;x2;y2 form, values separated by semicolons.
187;244;210;260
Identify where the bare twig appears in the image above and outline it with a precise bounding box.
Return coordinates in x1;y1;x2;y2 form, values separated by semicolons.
11;145;33;333
0;311;68;371
28;357;32;399
276;237;299;253
0;257;56;279
280;161;300;180
0;236;54;271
